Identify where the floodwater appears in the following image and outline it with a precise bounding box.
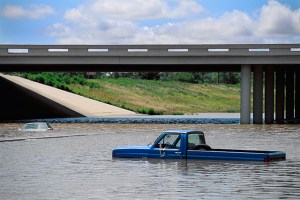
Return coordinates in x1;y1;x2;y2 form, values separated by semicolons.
0;123;299;199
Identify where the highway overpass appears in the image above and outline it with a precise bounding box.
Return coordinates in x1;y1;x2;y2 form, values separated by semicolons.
1;44;300;123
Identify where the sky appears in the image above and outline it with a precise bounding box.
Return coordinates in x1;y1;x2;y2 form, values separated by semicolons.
0;0;300;44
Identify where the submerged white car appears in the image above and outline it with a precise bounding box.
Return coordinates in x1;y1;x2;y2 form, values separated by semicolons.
19;122;53;131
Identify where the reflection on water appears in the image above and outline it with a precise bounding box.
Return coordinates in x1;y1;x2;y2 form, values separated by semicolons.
0;123;299;199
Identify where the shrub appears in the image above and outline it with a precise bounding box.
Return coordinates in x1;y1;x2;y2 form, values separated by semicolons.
137;107;163;115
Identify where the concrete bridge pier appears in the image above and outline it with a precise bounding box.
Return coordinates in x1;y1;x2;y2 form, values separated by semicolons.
240;64;251;124
253;65;263;124
265;66;275;124
296;70;300;121
276;68;285;123
268;66;300;124
286;69;295;121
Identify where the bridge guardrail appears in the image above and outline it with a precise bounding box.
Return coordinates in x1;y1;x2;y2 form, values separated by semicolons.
1;44;300;57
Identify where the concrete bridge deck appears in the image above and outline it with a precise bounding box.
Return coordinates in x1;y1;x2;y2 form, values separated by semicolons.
1;44;300;72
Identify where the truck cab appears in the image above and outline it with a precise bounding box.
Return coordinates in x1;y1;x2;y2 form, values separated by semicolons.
148;130;211;159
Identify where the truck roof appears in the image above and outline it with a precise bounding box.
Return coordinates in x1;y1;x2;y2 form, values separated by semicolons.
164;130;204;134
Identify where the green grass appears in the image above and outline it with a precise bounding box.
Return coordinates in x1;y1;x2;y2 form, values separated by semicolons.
18;73;241;115
68;78;241;114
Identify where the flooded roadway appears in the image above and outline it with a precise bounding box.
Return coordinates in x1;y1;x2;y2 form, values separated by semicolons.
0;123;299;199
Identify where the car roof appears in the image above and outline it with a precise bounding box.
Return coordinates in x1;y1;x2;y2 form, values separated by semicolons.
164;130;204;134
25;122;49;125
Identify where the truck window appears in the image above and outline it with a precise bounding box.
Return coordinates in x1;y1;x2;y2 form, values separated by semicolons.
155;134;181;149
188;134;205;150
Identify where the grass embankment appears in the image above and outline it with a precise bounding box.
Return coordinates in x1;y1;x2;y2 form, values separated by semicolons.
19;73;240;115
69;78;240;115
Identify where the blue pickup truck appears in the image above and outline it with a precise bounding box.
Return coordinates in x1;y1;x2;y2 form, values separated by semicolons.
112;130;286;162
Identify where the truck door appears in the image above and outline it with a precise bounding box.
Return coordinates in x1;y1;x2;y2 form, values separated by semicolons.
149;133;185;159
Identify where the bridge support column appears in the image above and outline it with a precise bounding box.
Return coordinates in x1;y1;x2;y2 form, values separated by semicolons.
265;67;274;124
240;64;251;124
296;70;300;121
276;68;285;123
286;69;294;121
253;65;263;124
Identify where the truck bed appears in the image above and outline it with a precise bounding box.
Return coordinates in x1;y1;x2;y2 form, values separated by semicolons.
187;149;286;162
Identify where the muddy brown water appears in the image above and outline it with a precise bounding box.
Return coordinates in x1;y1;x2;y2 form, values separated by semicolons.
0;123;299;199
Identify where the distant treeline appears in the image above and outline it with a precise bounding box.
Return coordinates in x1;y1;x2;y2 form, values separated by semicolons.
94;72;240;84
18;72;240;85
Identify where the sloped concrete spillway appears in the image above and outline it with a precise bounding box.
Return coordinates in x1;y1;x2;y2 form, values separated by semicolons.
0;74;137;120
